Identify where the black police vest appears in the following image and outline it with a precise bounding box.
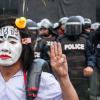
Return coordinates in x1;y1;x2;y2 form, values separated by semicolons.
58;35;87;77
41;36;56;61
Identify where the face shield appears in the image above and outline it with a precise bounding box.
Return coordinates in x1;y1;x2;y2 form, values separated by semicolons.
65;22;82;36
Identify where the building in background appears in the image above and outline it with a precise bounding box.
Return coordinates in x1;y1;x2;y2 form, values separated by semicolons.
96;0;100;22
0;0;98;22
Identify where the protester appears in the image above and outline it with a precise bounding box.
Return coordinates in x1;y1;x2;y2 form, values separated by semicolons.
0;16;79;100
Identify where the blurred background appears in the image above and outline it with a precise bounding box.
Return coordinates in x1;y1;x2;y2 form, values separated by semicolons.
0;0;98;22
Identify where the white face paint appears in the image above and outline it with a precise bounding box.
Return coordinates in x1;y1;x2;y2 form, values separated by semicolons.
0;26;22;66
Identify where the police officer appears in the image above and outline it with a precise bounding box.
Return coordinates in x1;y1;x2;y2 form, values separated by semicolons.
90;27;100;99
52;22;62;36
38;19;58;62
82;18;92;38
38;18;58;38
58;16;94;100
58;17;69;35
27;19;39;41
26;19;46;59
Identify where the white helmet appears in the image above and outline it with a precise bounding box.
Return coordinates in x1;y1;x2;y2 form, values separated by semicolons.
59;17;68;25
40;18;52;28
84;18;92;25
26;19;38;30
37;22;42;29
52;22;60;29
76;15;84;24
91;22;100;31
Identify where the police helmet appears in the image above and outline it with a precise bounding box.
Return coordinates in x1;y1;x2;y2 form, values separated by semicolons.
59;17;68;25
65;16;83;36
40;18;52;29
76;15;84;24
26;19;38;30
91;22;100;31
83;18;92;29
52;22;60;29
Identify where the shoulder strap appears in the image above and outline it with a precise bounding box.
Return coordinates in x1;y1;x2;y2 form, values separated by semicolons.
26;58;51;100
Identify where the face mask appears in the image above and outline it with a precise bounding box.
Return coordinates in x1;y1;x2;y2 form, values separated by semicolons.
0;26;22;66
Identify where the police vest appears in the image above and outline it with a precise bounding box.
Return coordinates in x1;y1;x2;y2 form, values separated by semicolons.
58;35;87;77
58;35;90;99
41;36;56;61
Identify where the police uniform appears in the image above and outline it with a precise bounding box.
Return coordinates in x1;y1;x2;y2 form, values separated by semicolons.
57;16;96;100
87;29;100;99
58;34;92;100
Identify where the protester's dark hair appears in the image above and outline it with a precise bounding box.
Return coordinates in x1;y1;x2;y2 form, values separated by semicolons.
0;16;34;71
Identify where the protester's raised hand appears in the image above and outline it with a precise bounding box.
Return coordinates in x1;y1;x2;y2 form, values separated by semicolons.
50;42;79;100
50;42;68;78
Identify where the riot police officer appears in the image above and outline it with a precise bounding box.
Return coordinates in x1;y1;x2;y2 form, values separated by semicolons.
82;18;92;38
38;18;58;63
58;16;94;100
90;27;100;99
26;19;46;59
59;17;69;35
